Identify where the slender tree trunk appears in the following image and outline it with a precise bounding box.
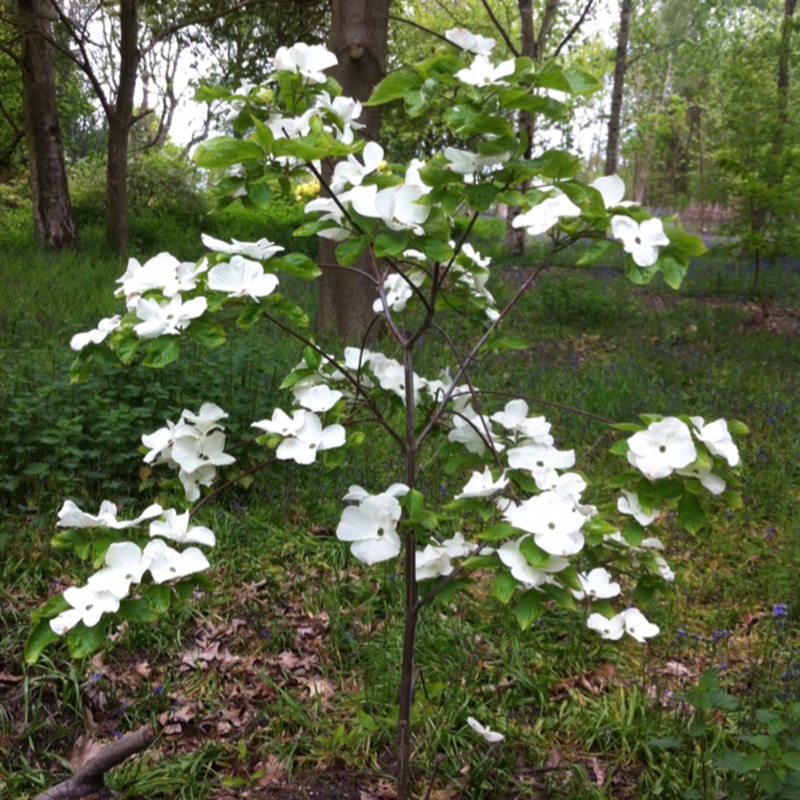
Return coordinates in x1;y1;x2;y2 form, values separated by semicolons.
503;0;537;258
18;0;77;248
106;0;140;255
777;0;797;130
316;0;389;343
604;0;633;176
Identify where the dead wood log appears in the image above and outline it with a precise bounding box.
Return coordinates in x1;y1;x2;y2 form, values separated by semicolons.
33;725;154;800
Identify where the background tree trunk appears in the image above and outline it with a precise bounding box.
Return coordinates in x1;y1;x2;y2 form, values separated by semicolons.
604;0;633;176
18;0;76;248
503;0;536;258
316;0;389;343
106;0;140;255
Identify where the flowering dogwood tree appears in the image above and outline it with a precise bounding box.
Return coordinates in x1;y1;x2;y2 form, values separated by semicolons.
28;31;746;799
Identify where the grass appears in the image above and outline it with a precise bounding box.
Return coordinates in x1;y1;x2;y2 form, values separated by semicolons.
2;207;800;798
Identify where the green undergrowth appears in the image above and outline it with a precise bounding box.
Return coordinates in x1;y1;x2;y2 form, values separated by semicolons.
2;219;800;798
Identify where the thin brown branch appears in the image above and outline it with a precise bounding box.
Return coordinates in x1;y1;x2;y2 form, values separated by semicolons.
480;0;520;57
552;0;596;59
388;14;452;47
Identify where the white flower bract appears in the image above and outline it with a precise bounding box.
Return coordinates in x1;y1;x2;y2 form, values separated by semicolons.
610;216;670;267
626;418;697;480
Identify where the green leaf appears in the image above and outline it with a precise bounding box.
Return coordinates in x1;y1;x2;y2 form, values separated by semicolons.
489;336;529;352
194;137;264;168
678;492;706;534
728;419;749;436
268;297;309;327
374;232;410;257
414;237;452;261
51;529;91;559
237;304;266;328
336;236;370;266
561;67;602;95
493;571;518;604
119;597;160;623
272;136;331;161
478;522;516;542
757;769;783;795
515;590;544;630
582;517;618;537
633;579;655;607
609;438;629;456
66;622;107;659
464;183;499;212
649;736;683;750
542;583;576;609
270;252;322;280
519;537;550;568
461;554;498;571
113;331;141;365
621;521;646;547
713;750;751;772
528;149;581;180
25;620;62;663
142;337;181;368
658;249;689;290
624;258;659;285
185;321;226;348
577;238;618;265
145;584;172;615
246;181;272;208
667;227;707;257
32;594;71;624
303;345;321;371
366;70;424;105
781;751;800;770
252;117;274;151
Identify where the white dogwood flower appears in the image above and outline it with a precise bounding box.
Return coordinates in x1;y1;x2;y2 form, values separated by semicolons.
445;28;496;54
503;491;586;556
201;234;284;261
143;539;210;584
611;216;670;267
512;192;581;236
337;489;406;565
150;509;216;547
252;408;307;437
49;581;121;634
467;716;504;742
456;54;515;86
690;417;740;467
443;147;509;175
617;490;660;526
627;417;697;480
497;537;569;589
57;500;162;529
70;316;122;351
587;607;659;642
573;568;621;601
455;467;508;499
208;256;279;301
272;43;338;83
133;296;207;338
276;412;345;465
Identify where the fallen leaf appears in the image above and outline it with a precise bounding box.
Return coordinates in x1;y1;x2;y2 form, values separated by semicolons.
69;733;102;771
586;756;606;786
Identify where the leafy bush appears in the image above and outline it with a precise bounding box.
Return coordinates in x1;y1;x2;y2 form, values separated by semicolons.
69;147;209;233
